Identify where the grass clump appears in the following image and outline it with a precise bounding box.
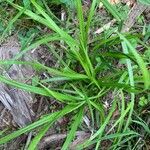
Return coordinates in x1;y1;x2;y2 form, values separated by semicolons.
0;0;150;149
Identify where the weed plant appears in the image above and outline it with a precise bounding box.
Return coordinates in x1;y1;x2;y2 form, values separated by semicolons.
0;0;150;149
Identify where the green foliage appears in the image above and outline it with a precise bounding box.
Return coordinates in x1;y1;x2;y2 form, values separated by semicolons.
0;22;4;33
101;0;122;22
0;0;149;149
18;28;39;50
23;0;31;8
138;0;150;5
51;0;74;8
139;96;149;107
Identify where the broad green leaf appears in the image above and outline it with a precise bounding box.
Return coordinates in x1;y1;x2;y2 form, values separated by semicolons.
139;96;148;107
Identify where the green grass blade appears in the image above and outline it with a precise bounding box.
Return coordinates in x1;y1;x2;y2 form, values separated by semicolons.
85;0;97;42
101;52;137;64
121;39;135;134
28;106;84;150
62;107;84;150
31;0;77;47
13;34;61;60
7;0;78;48
132;120;150;134
113;90;125;147
89;100;105;124
0;75;49;96
75;0;86;44
0;112;58;145
0;103;84;145
0;75;83;102
6;0;53;29
106;102;133;134
82;100;117;148
77;131;138;149
110;135;138;149
46;43;68;67
101;0;121;22
98;80;138;93
102;131;138;140
0;60;88;80
39;82;83;102
119;33;150;89
41;0;62;24
0;8;25;42
28;123;51;150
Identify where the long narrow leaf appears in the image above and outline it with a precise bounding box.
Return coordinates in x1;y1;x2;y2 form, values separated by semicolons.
119;33;150;89
75;0;86;43
86;0;97;41
0;60;88;80
0;7;25;42
101;0;121;22
82;100;117;147
31;0;77;47
62;107;84;150
0;75;83;102
0;103;84;145
28;123;52;150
